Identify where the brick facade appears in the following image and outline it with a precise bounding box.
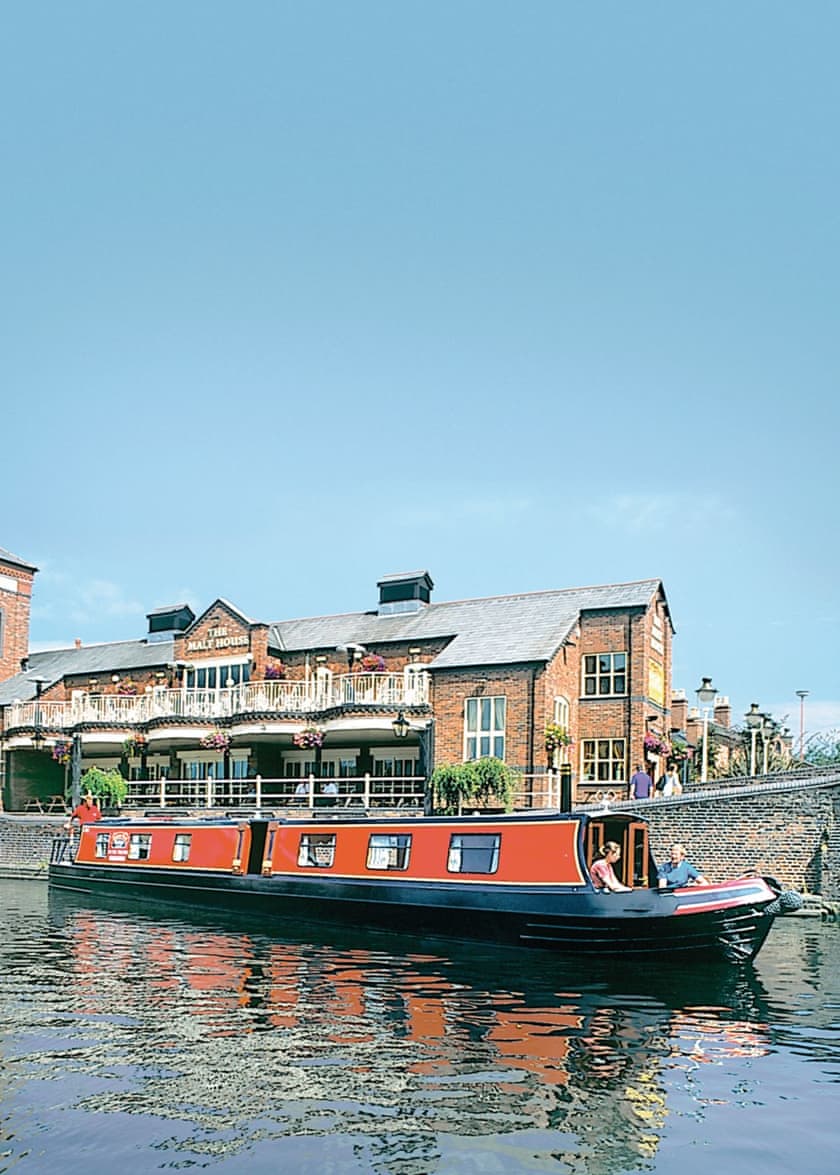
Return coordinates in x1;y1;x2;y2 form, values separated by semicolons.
0;552;36;684
2;559;678;811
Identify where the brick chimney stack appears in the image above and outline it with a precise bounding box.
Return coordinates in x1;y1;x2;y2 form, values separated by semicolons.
714;696;732;729
670;688;688;732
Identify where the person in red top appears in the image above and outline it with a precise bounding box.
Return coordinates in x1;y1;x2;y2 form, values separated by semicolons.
590;841;632;893
65;791;101;831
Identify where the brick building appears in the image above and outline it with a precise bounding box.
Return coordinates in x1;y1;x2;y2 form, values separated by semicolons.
0;549;675;811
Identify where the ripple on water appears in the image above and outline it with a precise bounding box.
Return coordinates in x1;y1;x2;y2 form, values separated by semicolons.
0;883;839;1174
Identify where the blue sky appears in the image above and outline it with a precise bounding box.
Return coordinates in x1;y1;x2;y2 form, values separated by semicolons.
2;2;837;742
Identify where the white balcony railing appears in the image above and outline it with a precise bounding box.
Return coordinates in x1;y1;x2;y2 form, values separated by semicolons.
5;672;430;732
121;771;566;813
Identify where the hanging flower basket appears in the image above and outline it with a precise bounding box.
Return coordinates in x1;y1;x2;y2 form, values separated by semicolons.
264;661;286;680
117;679;138;696
123;734;148;757
293;727;324;749
544;723;572;754
52;739;72;765
200;730;231;752
359;653;386;673
643;731;672;757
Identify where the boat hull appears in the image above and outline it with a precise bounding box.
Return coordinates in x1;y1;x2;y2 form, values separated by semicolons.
48;860;778;963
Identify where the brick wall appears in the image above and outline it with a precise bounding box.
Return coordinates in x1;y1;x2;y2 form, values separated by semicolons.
0;815;59;875
0;560;35;684
619;775;840;898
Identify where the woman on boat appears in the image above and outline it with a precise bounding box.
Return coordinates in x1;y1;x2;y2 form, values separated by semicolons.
590;842;632;893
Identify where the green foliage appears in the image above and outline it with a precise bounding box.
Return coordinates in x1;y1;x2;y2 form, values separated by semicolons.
430;757;518;814
73;766;128;808
803;731;840;766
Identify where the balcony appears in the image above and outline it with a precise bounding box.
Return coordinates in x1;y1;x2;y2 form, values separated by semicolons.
5;672;430;734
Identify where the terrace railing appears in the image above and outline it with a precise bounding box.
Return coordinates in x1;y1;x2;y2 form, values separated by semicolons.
5;672;430;731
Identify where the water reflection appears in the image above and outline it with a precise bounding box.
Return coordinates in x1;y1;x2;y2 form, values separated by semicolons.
1;883;837;1174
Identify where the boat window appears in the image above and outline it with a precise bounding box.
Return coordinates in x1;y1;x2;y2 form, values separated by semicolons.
172;833;192;863
95;833;109;859
128;833;152;861
447;833;500;874
297;833;336;868
366;834;412;871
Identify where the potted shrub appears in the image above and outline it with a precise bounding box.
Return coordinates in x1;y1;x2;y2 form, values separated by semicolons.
431;758;518;815
75;765;128;812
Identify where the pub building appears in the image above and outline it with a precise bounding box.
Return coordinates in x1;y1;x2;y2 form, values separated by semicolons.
0;544;675;812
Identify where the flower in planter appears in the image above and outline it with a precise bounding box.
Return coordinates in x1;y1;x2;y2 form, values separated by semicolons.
264;661;286;680
544;723;572;754
52;739;72;765
359;653;386;673
200;729;232;752
293;727;324;749
118;678;138;696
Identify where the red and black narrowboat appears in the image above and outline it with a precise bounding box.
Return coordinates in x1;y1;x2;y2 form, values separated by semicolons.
48;809;796;963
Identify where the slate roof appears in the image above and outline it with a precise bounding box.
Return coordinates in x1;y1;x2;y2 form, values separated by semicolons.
0;546;38;573
0;639;174;706
269;579;667;670
0;577;668;705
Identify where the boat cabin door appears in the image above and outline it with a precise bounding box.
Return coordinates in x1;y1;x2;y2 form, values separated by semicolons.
246;820;270;874
627;822;650;887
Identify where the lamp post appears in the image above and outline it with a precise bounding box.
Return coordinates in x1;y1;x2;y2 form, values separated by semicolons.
393;710;434;815
695;677;716;783
795;690;809;762
761;714;778;774
744;702;762;776
31;675;48;751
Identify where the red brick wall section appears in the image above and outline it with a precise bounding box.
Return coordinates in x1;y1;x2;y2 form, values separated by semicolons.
431;666;535;771
0;562;34;684
621;778;840;896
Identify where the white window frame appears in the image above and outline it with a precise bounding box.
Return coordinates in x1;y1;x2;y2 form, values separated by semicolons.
283;748;359;778
183;657;251;702
177;748;251;780
464;695;506;761
551;695;571;768
581;738;627;783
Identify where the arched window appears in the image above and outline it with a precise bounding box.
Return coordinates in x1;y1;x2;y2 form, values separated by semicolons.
552;696;570;768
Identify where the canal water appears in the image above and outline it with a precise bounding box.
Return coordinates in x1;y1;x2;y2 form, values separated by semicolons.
1;881;838;1175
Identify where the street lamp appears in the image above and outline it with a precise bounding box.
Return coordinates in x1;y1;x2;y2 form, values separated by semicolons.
744;702;762;775
392;711;434;815
695;677;716;784
795;690;809;762
31;675;48;751
761;714;778;774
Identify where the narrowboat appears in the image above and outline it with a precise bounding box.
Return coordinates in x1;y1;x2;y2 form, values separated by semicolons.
48;809;798;963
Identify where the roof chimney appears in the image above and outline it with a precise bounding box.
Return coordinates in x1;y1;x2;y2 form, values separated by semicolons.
377;571;434;616
714;696;731;729
75;638;82;649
